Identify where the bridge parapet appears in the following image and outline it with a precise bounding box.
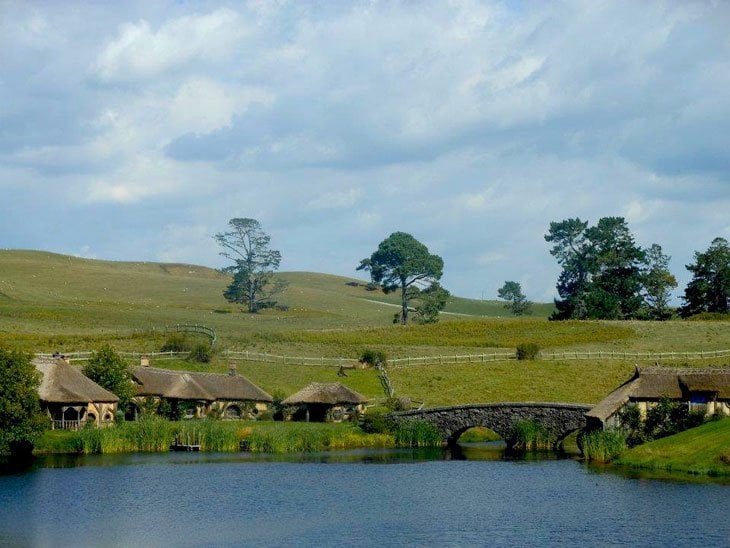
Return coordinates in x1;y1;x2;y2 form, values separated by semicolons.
391;402;592;448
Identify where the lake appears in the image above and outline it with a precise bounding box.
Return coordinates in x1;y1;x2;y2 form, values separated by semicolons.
1;445;729;547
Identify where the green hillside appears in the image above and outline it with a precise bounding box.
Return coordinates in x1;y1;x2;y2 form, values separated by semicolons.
0;249;552;351
1;250;729;406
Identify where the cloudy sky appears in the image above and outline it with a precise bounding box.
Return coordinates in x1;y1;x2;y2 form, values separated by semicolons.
1;0;728;302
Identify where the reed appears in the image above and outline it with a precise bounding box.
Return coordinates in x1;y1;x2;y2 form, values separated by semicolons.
510;419;555;450
582;429;627;463
173;421;240;452
392;420;443;447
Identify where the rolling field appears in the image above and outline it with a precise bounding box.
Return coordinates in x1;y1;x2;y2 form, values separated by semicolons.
1;250;729;406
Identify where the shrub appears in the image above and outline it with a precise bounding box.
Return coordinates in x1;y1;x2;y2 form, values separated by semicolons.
160;333;191;353
187;342;213;363
359;349;387;367
516;343;540;360
359;410;394;434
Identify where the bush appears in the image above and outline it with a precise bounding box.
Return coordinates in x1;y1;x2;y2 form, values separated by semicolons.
187;342;213;363
359;349;386;367
359;410;394;434
516;343;540;360
160;333;191;353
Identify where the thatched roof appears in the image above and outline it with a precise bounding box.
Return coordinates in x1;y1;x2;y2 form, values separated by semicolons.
585;376;640;423
587;367;730;422
131;367;272;402
282;383;368;405
35;358;119;404
679;372;730;396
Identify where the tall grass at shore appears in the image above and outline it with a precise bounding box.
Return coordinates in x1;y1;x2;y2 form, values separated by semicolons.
39;419;394;455
245;422;392;453
510;419;555;450
392;420;443;447
582;429;627;463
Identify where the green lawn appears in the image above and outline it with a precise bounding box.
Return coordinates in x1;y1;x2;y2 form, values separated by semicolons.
614;418;730;476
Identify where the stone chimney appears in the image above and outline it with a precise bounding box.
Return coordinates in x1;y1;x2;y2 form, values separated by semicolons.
228;363;237;377
140;355;150;367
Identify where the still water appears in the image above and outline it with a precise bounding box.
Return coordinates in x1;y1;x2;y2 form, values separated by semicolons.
1;445;729;547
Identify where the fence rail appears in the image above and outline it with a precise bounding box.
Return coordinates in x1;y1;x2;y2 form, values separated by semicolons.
162;324;217;347
36;347;730;367
539;349;730;361
36;350;190;363
223;350;352;368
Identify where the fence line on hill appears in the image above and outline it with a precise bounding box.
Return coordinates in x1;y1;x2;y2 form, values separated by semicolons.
158;324;217;347
36;347;730;367
223;350;351;368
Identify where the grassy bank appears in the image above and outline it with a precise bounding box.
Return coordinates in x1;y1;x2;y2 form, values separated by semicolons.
613;418;730;476
34;419;403;455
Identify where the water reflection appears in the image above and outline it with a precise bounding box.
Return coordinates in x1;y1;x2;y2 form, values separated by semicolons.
3;442;728;486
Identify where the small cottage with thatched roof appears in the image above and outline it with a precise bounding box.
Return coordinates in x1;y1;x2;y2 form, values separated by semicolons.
34;357;119;430
586;366;730;430
130;366;273;420
282;382;368;422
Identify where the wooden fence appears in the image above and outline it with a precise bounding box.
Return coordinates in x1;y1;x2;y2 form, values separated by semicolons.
223;350;352;368
37;347;730;367
36;350;189;363
539;349;730;361
161;324;217;347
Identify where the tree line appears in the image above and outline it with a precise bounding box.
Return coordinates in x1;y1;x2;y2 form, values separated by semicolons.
216;216;729;323
544;216;729;320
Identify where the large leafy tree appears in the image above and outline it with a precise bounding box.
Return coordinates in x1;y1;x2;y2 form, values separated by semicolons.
679;237;730;317
497;281;532;316
641;244;678;320
0;347;46;456
83;345;134;411
214;218;287;313
357;232;444;325
545;217;647;320
544;218;593;319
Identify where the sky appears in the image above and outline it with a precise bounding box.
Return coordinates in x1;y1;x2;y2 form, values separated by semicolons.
1;0;729;303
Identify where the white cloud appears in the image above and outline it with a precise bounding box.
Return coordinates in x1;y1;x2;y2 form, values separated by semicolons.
168;78;273;136
95;8;245;82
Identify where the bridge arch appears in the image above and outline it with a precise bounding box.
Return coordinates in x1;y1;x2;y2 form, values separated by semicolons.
390;402;591;448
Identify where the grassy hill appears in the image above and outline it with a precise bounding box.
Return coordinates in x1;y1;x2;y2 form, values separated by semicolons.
1;250;729;406
0;249;552;350
614;418;730;477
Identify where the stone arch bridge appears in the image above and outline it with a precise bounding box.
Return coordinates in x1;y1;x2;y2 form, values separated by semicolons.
390;402;593;448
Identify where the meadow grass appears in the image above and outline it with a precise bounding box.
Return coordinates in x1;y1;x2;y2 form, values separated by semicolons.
613;418;730;476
